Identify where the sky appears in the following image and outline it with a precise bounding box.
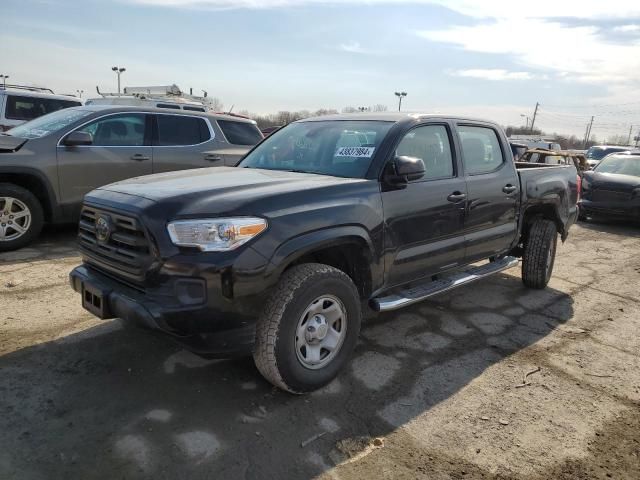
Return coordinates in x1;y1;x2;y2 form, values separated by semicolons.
2;0;640;140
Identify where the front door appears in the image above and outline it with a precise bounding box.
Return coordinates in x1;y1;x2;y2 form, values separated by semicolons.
381;123;468;287
456;124;519;261
57;113;153;214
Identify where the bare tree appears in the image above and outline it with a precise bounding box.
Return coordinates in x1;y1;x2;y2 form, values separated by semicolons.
342;106;358;113
205;97;224;112
372;104;388;112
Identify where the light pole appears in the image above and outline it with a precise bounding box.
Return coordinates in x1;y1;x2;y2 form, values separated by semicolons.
394;91;407;111
111;66;126;95
76;89;84;99
520;114;530;129
0;75;9;88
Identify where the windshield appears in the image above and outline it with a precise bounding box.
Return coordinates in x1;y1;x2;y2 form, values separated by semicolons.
586;146;628;160
5;108;92;139
238;120;393;178
594;155;640;177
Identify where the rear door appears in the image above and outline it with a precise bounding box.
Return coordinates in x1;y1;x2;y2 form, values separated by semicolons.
57;112;153;212
151;113;218;172
456;124;519;262
381;122;468;286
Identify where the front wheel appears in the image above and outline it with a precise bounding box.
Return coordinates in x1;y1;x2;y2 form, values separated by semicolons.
0;184;44;252
522;218;558;289
253;263;361;393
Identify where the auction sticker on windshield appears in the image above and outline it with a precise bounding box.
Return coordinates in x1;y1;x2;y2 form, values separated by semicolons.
335;146;375;157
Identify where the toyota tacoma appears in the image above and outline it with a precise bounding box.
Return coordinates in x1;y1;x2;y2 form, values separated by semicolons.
70;113;579;393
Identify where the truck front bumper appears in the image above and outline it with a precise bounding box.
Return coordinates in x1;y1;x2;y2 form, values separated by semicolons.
69;265;265;358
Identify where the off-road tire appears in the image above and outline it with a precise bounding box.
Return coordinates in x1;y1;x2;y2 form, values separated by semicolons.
522;218;557;289
0;183;44;252
253;263;361;394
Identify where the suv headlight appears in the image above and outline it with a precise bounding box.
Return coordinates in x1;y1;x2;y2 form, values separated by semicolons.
167;217;267;251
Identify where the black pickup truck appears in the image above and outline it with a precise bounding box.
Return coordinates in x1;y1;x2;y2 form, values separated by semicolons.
70;113;579;393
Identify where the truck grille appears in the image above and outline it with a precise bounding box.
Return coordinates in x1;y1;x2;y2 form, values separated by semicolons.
78;206;153;281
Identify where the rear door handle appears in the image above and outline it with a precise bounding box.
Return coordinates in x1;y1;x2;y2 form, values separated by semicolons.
503;184;517;194
204;154;223;162
447;192;467;203
130;154;150;161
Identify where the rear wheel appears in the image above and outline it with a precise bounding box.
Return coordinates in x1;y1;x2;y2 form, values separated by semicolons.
253;263;361;393
522;218;557;289
0;184;44;252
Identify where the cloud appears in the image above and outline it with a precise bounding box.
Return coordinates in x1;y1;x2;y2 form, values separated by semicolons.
451;69;533;81
613;24;640;33
126;0;640;20
339;41;377;54
419;18;640;93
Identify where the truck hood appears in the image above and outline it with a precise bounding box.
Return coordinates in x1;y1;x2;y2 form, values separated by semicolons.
0;134;28;153
95;166;368;217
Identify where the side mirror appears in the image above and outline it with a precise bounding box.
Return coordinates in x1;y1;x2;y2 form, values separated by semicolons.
385;155;425;184
63;131;93;146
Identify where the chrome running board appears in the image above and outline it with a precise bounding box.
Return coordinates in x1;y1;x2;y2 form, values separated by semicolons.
371;256;519;312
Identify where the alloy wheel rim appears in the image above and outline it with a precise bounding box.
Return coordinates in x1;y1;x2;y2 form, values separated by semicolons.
295;295;347;370
0;197;32;242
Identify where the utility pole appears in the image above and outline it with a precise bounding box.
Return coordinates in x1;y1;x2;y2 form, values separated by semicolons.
529;102;539;134
627;125;633;145
582;116;594;149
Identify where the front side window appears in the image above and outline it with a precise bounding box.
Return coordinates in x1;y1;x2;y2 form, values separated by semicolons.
8;108;91;139
395;125;454;180
458;125;504;174
217;120;263;146
156;115;211;146
76;113;146;147
238;120;393;178
5;95;81;121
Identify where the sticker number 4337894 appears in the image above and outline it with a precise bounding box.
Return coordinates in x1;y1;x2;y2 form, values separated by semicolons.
335;146;375;158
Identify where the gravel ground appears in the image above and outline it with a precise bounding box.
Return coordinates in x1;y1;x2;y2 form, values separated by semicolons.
0;221;639;480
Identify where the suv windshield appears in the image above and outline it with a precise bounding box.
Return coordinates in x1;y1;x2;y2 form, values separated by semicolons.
238;120;393;178
6;108;92;139
594;155;640;177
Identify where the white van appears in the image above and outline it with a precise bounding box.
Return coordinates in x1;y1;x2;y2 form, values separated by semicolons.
0;85;82;131
85;84;208;112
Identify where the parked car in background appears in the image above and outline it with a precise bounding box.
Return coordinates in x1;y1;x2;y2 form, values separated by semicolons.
579;151;640;221
585;145;631;169
261;125;283;137
508;136;561;152
69;112;579;393
510;142;528;161
519;149;588;173
0;85;82;131
0;105;262;250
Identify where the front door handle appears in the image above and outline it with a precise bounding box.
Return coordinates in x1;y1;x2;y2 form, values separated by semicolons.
130;154;150;161
447;192;467;203
204;154;223;162
503;184;517;194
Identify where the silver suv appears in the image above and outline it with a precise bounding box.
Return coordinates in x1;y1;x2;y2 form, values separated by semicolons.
0;105;263;251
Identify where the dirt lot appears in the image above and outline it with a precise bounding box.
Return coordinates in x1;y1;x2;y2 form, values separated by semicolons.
1;221;639;480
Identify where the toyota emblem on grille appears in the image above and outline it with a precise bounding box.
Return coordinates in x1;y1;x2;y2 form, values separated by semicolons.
95;215;113;243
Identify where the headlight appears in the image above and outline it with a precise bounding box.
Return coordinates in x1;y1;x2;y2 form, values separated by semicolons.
167;217;267;251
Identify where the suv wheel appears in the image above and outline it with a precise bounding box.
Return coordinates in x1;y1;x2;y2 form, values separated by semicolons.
0;184;44;252
522;218;557;289
253;263;361;393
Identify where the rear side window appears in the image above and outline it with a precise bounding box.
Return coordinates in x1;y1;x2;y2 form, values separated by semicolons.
458;125;504;174
156;115;211;146
5;95;81;121
217;120;263;146
396;125;454;180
